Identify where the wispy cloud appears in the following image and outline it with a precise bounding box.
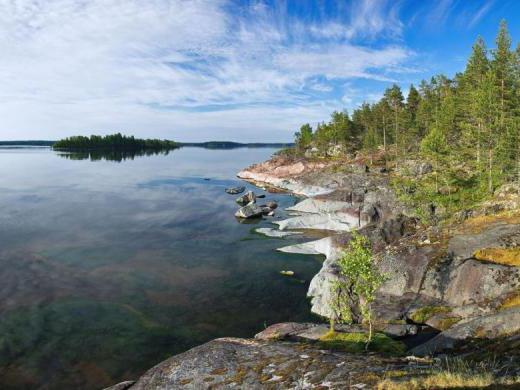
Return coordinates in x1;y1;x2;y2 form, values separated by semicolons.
0;0;421;141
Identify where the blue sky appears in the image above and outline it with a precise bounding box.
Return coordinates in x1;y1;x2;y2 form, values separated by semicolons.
1;0;518;142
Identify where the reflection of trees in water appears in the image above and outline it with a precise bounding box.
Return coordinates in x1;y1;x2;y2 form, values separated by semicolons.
57;148;174;162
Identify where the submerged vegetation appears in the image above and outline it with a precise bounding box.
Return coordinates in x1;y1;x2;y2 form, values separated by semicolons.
290;20;520;220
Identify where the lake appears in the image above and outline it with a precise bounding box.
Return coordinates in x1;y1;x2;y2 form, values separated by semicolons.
0;146;322;389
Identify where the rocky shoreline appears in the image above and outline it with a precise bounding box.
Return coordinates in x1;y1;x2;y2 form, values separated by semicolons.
108;155;520;389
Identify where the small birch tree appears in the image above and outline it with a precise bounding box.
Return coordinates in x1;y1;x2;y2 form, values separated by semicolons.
330;232;386;349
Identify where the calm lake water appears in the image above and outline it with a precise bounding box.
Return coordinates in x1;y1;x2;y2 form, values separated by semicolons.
0;146;322;389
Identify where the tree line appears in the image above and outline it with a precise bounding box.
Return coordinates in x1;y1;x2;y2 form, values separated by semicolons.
293;21;520;196
53;133;178;151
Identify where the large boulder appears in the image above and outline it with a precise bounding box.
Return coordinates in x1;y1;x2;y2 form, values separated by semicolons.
107;337;409;389
236;190;256;205
399;160;433;176
235;203;264;219
225;186;245;195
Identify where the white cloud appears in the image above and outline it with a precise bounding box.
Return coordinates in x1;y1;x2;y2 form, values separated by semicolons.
0;0;415;141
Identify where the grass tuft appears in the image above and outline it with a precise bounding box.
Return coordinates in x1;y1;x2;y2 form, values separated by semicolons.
319;331;405;355
377;357;520;389
500;291;520;310
409;306;451;324
474;247;520;266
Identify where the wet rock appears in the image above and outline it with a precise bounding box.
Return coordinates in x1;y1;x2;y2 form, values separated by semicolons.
266;201;278;210
225;186;245;195
257;194;266;198
235;203;264;219
236;190;256;205
255;228;301;238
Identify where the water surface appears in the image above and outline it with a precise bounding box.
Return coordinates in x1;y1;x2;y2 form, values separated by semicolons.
0;147;322;389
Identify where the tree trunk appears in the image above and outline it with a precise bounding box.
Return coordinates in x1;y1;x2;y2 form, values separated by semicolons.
383;115;387;152
365;318;372;351
477;121;481;166
488;148;493;193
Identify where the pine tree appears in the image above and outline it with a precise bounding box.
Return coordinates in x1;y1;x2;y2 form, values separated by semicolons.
405;84;421;144
462;36;489;166
383;84;404;155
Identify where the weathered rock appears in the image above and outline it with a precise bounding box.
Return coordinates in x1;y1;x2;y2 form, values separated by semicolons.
411;307;520;356
225;186;245;195
286;198;350;214
116;337;410;389
274;212;360;231
255;228;301;238
381;323;419;338
236;190;256;205
399;160;433;176
448;222;520;259
104;381;135;390
235;203;264;219
254;322;318;340
256;322;372;343
421;257;520;307
425;313;461;331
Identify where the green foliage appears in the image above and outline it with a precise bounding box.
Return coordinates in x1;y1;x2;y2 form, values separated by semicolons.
53;133;178;151
330;232;386;347
390;167;489;224
289;20;520;203
420;126;447;156
294;123;313;152
319;331;405;355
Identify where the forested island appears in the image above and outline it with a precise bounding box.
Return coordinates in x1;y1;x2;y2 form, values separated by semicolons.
53;133;178;151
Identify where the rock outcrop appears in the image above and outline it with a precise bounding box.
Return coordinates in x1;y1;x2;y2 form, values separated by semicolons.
411;307;520;356
106;337;413;390
239;155;520;335
107;155;520;389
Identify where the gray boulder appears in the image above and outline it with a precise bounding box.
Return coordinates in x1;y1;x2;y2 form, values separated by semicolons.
235;203;264;219
266;201;278;210
109;337;409;389
225;186;245;195
236;190;256;205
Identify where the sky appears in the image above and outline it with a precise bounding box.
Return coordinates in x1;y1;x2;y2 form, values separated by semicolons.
1;0;519;142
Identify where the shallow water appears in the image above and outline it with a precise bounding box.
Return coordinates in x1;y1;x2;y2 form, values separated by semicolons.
0;147;322;389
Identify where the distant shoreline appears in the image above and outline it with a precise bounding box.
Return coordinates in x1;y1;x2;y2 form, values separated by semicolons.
0;140;293;149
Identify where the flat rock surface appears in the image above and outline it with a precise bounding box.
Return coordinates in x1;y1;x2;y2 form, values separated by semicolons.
255;228;302;238
411;307;520;356
107;337;410;390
